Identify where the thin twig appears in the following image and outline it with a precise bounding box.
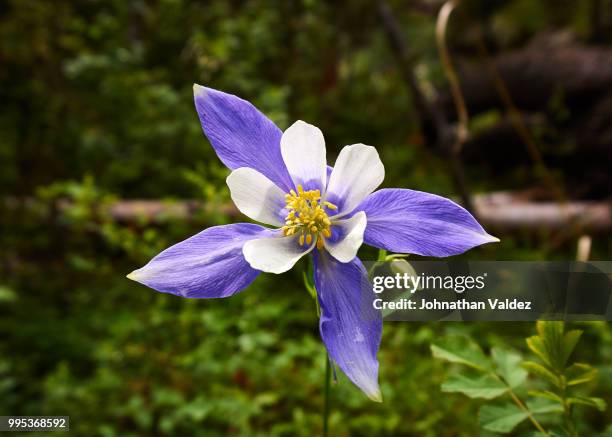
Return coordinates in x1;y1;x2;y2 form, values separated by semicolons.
436;0;469;148
377;0;444;140
507;388;551;436
474;27;566;204
377;0;476;214
491;372;551;435
433;0;476;213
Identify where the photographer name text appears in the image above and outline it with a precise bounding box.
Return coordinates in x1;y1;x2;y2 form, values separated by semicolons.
372;273;532;311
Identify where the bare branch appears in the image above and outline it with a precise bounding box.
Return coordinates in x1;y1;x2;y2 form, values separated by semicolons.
9;195;609;233
436;0;469;146
377;0;476;214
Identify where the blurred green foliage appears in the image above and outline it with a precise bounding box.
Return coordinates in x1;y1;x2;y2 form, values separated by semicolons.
433;322;607;435
0;0;610;435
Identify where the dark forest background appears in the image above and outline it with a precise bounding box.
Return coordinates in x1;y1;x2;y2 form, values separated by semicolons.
0;0;610;435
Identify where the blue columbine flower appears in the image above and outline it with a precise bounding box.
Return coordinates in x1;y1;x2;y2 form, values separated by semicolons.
128;85;499;401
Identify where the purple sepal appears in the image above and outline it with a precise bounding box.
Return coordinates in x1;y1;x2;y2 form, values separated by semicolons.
313;250;382;401
355;188;498;257
194;86;294;192
128;223;273;298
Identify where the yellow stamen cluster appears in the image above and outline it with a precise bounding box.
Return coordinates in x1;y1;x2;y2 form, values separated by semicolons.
282;184;337;249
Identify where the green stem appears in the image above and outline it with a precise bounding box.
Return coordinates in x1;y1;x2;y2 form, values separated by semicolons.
304;259;330;436
491;373;550;436
368;248;388;276
560;377;578;437
507;388;550;436
323;356;331;437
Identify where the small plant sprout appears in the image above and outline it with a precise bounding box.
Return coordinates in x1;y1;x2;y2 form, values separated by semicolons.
432;321;606;435
128;85;498;401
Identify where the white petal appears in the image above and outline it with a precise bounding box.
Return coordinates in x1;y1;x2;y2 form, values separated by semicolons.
326;144;385;216
325;211;367;262
226;168;286;227
281;120;327;191
243;234;314;274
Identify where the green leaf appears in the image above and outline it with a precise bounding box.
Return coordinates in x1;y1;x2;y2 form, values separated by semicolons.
528;390;564;405
526;398;565;415
522;361;560;387
565;362;597;386
526;335;551;368
535;321;565;369
441;373;507;399
492;347;527;388
479;398;562;434
431;337;491;372
528;322;582;370
567;396;607;411
536;321;564;340
561;329;582;366
479;403;528;433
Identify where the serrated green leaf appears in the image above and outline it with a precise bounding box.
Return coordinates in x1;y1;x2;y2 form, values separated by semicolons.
431;337;491;371
565;362;597;386
479;403;528;433
567;396;606;411
522;361;560;387
528;390;564;405
441;373;508;399
492;347;527;388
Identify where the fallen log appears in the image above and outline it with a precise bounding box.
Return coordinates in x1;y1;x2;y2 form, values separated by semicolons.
471;192;611;232
440;35;612;115
69;194;612;233
438;36;612;199
4;193;610;232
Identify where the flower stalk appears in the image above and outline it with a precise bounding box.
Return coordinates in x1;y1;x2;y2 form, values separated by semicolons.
323;356;331;437
304;259;331;436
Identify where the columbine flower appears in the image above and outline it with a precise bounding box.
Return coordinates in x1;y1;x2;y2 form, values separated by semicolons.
127;85;499;401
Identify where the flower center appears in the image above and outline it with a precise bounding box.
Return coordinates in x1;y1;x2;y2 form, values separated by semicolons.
282;184;337;249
